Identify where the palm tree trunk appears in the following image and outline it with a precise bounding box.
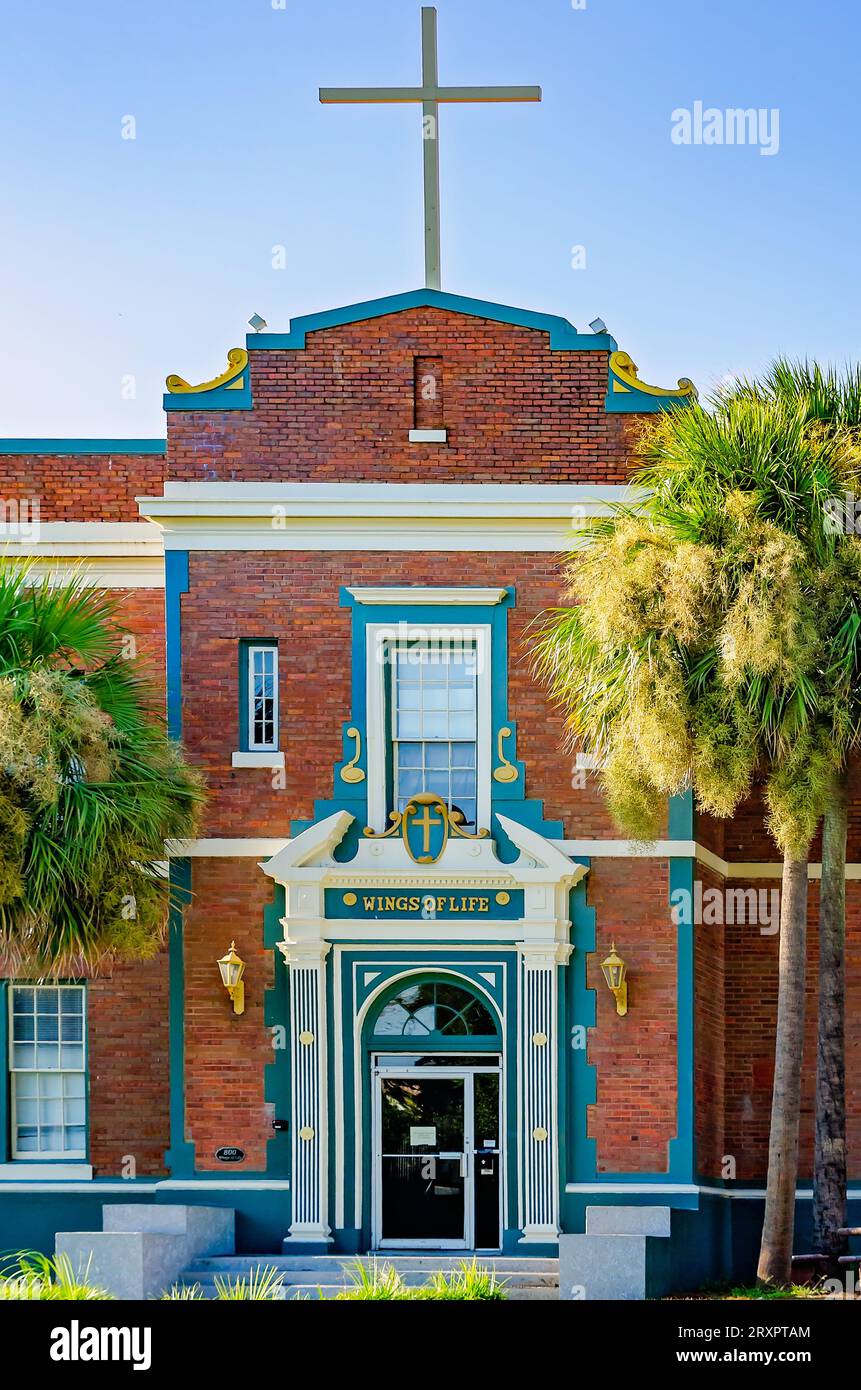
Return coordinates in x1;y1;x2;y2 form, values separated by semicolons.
757;851;809;1285
813;769;849;1269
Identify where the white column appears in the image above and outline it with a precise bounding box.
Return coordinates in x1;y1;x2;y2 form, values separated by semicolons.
518;942;570;1243
279;940;332;1247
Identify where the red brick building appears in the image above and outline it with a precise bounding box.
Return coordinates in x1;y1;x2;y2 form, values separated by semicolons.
1;288;854;1280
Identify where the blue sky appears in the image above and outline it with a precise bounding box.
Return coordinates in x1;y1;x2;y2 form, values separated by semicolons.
1;0;857;437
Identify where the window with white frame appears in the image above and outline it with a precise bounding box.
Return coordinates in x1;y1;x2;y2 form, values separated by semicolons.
9;985;86;1159
390;639;480;829
246;643;279;751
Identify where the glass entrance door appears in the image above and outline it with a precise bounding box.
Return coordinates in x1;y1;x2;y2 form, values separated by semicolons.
373;1061;502;1250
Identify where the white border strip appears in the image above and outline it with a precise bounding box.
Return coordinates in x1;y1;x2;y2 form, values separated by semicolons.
166;835;861;880
565;1183;861;1200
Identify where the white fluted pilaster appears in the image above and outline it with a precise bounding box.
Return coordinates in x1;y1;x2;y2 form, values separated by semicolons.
518;943;570;1243
279;940;332;1247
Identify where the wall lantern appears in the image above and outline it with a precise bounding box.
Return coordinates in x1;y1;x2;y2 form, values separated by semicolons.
217;941;246;1016
601;942;628;1017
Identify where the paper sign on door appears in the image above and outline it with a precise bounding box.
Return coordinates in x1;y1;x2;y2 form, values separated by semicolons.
410;1126;437;1146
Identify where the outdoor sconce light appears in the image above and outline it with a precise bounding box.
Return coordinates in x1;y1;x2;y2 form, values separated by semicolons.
217;941;246;1016
601;942;628;1017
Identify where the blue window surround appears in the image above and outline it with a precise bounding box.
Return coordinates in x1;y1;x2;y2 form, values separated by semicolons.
238;639;279;753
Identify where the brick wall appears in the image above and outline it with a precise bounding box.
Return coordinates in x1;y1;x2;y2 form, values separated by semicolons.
0;452;165;522
166;308;642;484
181;548;656;841
183;859;275;1169
586;859;677;1172
695;865;726;1178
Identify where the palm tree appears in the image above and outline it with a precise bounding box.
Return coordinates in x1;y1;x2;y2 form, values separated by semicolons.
534;391;860;1284
730;361;861;1268
0;563;204;972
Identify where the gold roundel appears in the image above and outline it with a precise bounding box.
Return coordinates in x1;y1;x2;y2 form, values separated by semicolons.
495;891;511;906
532;1127;548;1143
299;1030;315;1046
343;892;357;907
532;1031;547;1047
299;1126;315;1142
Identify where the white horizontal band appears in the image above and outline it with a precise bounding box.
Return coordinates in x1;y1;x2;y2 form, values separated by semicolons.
231;751;285;769
164;835;858;880
346;585;507;606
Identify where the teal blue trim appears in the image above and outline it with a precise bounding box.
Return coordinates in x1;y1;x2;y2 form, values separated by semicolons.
165;859;195;1177
667;790;696;1179
263;885;290;1181
668;788;694;839
163;379;252;413
604;390;693;415
668;851;696;1182
324;889;524;920
345;953;513;1248
165;551;189;741
0;439;166;455
0;982;8;1164
247;289;618;354
366;973;502;1052
238;638;279;753
566;866;597;1181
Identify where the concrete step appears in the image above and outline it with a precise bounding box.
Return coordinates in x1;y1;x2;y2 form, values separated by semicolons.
182;1270;558;1289
186;1254;558;1273
177;1254;559;1300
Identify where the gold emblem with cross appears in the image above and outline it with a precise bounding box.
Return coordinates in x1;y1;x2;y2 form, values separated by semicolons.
404;792;449;864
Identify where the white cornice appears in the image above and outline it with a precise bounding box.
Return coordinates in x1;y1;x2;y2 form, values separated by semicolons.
1;521;165;587
165;835;861;881
347;585;507;606
137;482;639;553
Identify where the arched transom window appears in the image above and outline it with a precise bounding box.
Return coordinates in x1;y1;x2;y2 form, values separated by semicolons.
372;980;498;1039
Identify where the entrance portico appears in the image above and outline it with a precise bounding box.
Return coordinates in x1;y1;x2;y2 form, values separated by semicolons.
262;808;587;1254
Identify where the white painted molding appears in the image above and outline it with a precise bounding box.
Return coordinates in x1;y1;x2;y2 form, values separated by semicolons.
347;585;507;606
564;1182;861;1201
0;1163;93;1181
166;837;289;858
365;622;492;833
165;833;861;880
559;838;699;859
0;521;165;588
231;750;285;770
409;428;447;443
137;482;640;553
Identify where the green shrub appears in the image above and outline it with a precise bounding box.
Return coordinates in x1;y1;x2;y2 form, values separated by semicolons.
334;1261;409;1300
160;1282;206;1300
213;1266;285;1300
417;1260;507;1301
0;1251;113;1300
334;1258;507;1301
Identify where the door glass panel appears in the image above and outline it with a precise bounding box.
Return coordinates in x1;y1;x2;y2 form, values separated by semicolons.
381;1076;465;1241
473;1072;501;1249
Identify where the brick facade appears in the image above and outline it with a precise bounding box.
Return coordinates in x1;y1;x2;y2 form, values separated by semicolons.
165;308;637;485
2;298;857;1203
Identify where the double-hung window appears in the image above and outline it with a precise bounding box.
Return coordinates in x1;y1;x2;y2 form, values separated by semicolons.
8;985;86;1159
244;642;279;752
390;639;480;829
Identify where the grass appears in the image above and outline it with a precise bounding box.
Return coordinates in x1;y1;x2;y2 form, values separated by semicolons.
669;1278;851;1300
161;1265;287;1300
0;1251;113;1300
334;1258;507;1301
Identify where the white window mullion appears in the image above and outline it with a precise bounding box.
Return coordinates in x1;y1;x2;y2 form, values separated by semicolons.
247;644;279;752
9;984;87;1160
